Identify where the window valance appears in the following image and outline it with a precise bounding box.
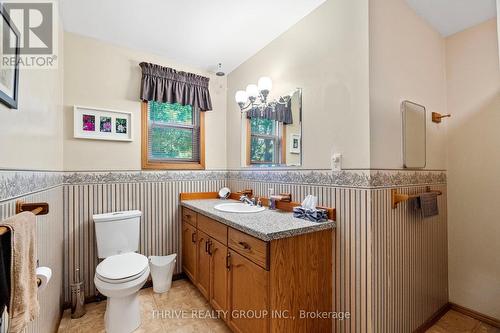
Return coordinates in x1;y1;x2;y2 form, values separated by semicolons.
246;98;293;124
139;62;212;111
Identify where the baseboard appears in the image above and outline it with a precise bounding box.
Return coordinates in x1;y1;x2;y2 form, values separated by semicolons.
62;272;187;309
450;303;500;328
413;303;451;333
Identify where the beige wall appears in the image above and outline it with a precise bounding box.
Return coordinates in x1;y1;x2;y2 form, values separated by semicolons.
226;0;370;169
0;28;64;171
369;0;448;170
63;32;227;171
446;19;500;319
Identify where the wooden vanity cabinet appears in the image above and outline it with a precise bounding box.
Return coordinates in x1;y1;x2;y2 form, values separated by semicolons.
181;220;197;283
196;230;211;299
181;207;333;333
209;238;228;313
227;250;269;333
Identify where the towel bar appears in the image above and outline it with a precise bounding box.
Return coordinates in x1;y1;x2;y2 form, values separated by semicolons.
391;186;442;209
0;201;49;236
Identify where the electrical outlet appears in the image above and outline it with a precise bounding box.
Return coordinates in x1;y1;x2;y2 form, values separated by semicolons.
331;153;342;172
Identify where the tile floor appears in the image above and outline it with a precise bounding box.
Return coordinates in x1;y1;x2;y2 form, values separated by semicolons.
58;279;499;333
58;279;230;333
425;310;500;333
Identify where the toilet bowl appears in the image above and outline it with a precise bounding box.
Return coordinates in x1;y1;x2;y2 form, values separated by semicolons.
94;252;149;333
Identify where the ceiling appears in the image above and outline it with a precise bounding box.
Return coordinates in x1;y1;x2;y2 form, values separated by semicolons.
60;0;326;74
405;0;497;36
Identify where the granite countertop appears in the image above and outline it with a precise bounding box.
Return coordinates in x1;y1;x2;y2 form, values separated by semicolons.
181;199;336;241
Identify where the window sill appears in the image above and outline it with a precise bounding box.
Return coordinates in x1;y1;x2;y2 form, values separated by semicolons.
142;161;205;170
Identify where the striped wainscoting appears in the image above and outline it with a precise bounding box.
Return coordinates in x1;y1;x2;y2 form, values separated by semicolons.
228;170;447;333
61;169;447;333
0;185;64;333
228;178;372;333
371;185;448;333
63;172;227;304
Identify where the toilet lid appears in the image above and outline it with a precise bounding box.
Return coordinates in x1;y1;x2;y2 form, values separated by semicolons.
96;252;148;281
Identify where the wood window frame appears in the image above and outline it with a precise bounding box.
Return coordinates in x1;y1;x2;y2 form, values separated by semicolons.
246;118;286;166
141;101;205;170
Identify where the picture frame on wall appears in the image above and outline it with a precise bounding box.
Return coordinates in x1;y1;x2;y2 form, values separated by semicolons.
0;6;20;109
290;133;301;154
73;105;133;141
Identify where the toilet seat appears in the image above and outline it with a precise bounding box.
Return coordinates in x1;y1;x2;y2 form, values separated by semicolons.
96;252;148;284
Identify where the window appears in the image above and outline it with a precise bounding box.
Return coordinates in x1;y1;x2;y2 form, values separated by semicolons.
247;117;285;165
142;101;205;169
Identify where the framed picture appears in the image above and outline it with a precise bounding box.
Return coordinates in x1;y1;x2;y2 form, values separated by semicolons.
290;133;301;154
73;105;133;141
0;6;20;109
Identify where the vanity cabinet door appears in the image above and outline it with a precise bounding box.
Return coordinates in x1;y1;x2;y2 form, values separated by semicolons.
228;250;269;333
209;238;228;315
182;221;197;283
197;230;210;299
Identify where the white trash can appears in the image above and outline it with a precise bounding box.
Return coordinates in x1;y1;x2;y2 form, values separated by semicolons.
149;254;177;293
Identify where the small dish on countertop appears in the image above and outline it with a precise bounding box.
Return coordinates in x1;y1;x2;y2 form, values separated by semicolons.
218;187;231;199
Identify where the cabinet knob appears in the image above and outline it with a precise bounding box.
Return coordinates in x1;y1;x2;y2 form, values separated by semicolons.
191;231;197;243
205;239;209;253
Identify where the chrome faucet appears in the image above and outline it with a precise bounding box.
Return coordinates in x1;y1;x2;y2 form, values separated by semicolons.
239;195;255;206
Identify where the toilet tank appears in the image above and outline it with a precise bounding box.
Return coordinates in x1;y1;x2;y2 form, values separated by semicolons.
93;210;142;258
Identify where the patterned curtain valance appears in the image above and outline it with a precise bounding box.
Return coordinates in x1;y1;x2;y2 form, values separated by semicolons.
139;62;212;111
246;97;293;124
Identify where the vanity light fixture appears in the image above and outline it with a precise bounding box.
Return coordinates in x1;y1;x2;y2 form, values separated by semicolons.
234;77;289;112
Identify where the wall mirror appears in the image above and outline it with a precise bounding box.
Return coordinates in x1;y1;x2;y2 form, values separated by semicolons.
240;88;302;167
402;100;426;168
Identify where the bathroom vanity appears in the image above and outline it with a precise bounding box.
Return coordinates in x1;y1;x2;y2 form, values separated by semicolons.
180;196;335;333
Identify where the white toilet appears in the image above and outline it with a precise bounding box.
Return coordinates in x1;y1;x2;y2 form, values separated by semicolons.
93;210;149;333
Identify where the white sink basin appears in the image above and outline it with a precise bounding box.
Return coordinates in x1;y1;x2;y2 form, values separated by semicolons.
214;203;266;213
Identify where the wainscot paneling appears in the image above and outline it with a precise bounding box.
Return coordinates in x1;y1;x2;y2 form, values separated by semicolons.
371;185;448;333
63;172;227;304
62;169;447;333
228;178;371;333
229;169;447;333
0;185;64;333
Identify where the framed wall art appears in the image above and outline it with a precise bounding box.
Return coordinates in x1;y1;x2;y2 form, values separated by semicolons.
73;105;133;141
0;6;20;109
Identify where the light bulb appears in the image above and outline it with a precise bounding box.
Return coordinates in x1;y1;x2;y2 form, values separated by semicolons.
235;90;248;104
245;84;259;98
258;77;272;92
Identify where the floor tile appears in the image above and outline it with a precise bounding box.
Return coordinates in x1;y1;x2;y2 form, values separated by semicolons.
59;281;499;333
426;310;499;333
474;323;500;333
58;279;224;333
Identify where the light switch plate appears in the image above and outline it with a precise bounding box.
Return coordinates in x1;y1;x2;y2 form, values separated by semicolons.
331;153;342;172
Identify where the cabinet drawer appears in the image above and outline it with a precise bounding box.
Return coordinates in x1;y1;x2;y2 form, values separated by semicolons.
182;208;197;227
198;215;227;245
228;228;268;270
